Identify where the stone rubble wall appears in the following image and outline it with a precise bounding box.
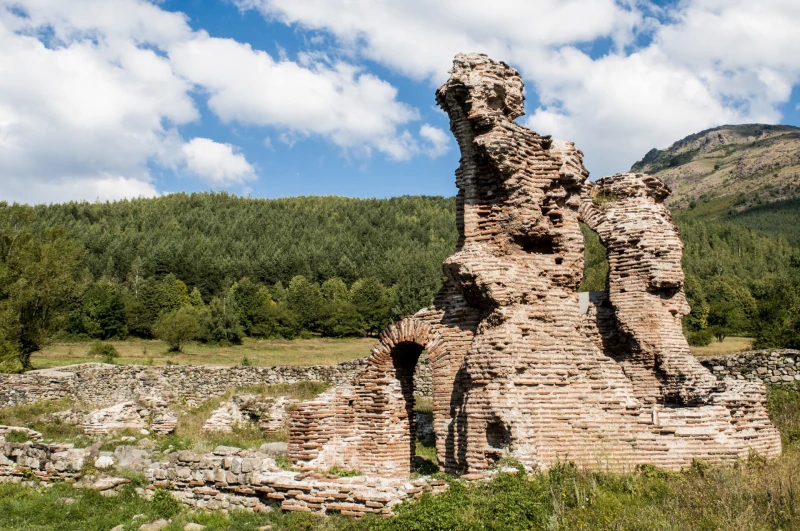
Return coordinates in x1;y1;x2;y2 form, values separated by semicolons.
0;441;87;483
0;426;43;441
145;446;446;516
0;438;444;516
700;350;800;386
83;398;178;436
0;357;432;409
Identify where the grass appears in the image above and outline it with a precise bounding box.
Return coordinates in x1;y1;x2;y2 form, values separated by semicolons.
413;394;433;415
32;337;375;369
690;336;753;358
0;398;91;445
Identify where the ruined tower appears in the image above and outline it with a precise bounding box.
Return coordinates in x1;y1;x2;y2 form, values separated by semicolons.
288;54;781;477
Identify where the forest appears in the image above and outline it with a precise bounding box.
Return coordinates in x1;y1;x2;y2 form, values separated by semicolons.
1;192;798;371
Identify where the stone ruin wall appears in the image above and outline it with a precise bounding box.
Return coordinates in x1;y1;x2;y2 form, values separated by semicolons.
288;53;781;478
700;349;800;386
0;440;446;516
0;358;432;410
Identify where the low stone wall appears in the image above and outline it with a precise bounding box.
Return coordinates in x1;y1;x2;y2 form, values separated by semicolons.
700;349;800;387
1;441;87;483
146;446;446;516
0;357;432;409
0;439;445;516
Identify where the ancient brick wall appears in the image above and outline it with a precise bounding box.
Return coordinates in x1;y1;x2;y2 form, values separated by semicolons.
288;53;781;477
580;173;721;405
288;309;478;476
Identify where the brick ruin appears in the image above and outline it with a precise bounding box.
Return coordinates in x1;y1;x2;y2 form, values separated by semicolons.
288;53;781;477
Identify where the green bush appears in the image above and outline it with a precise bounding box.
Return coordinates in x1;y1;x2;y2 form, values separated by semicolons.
687;329;714;346
87;341;120;364
4;430;30;443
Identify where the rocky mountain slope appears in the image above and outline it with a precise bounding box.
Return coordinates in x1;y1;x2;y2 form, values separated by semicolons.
630;124;800;209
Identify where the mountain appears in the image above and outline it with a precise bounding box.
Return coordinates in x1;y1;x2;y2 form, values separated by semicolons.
630;124;800;210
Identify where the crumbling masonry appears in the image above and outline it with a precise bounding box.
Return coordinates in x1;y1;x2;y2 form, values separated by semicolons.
288;54;781;477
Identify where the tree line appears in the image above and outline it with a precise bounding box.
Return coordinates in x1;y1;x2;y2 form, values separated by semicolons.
1;192;798;371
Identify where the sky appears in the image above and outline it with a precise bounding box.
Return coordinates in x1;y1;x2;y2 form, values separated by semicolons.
1;0;799;204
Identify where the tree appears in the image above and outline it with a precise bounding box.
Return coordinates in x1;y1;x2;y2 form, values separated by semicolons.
753;274;800;349
229;278;272;336
188;287;205;308
707;301;747;342
683;273;709;332
126;274;190;337
350;277;392;335
321;277;349;304
287;275;321;331
206;295;243;345
0;205;88;370
251;302;300;339
69;280;128;340
153;307;202;352
705;276;756;341
319;302;365;338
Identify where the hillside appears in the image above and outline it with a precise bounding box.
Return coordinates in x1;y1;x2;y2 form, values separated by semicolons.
630;124;800;210
1;127;799;361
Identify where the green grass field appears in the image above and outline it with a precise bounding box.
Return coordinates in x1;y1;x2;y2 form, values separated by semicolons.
32;337;376;369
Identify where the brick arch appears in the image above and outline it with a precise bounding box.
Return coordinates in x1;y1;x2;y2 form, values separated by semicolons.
289;316;444;476
370;316;439;363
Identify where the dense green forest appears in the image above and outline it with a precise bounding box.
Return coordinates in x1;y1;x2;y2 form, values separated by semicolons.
1;192;798;371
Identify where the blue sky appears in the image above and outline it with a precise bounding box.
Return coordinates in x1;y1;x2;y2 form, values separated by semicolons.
1;0;799;204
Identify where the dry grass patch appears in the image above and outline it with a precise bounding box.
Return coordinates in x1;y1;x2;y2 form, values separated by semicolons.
690;336;753;358
33;337;375;369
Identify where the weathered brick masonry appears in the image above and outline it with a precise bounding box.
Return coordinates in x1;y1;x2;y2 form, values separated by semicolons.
288;53;781;477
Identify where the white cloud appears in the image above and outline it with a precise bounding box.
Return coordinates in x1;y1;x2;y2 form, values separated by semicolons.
0;1;202;203
419;124;450;157
168;34;421;160
180;138;255;186
235;0;639;81
242;0;800;177
0;0;436;203
523;46;755;178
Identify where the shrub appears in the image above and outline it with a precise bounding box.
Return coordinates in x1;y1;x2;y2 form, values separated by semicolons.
4;430;31;443
87;341;120;364
240;355;252;367
151;488;182;518
687;329;714;346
